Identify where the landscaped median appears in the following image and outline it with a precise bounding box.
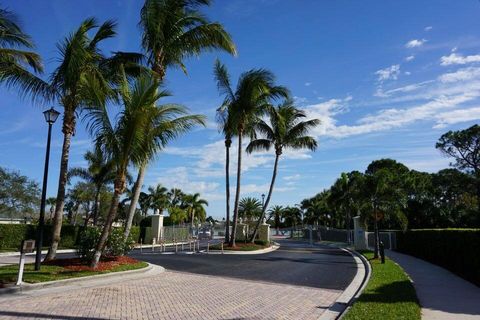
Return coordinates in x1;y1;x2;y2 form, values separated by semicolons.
0;256;148;287
343;251;421;320
208;240;279;254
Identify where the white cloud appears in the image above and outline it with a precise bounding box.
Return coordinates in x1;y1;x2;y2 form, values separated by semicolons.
375;80;434;98
283;174;301;181
433;107;480;128
424;26;433;32
304;82;311;87
438;67;480;83
405;39;427;48
405;55;415;62
405;71;411;75
375;64;401;81
440;53;480;66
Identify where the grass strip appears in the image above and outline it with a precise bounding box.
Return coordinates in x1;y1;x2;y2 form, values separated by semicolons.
343;251;421;320
0;261;148;284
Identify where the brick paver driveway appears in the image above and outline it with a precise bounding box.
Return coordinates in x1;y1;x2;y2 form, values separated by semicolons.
0;241;356;319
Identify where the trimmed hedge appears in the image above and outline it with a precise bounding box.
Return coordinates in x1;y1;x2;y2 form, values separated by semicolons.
0;224;141;251
396;229;480;287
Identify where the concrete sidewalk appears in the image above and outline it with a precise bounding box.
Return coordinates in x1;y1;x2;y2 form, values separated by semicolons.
387;250;480;320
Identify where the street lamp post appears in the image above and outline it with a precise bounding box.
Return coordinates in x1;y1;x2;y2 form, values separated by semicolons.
35;107;60;271
261;193;265;209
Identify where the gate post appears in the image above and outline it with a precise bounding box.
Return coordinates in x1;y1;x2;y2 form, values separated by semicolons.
353;216;367;250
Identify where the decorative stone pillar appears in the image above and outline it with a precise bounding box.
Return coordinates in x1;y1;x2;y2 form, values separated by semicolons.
235;223;247;241
258;221;270;243
353;216;367;250
151;214;164;244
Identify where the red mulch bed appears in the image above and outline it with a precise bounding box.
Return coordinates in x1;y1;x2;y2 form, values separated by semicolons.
44;256;140;272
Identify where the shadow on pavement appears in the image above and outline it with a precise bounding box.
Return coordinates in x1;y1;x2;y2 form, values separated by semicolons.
0;311;109;319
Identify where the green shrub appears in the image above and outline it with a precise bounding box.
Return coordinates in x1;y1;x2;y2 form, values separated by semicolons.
77;227;101;262
130;226;140;243
396;229;480;286
77;227;135;261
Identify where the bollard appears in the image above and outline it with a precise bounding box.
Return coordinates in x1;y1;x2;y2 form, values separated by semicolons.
221;242;224;254
140;239;143;254
182;242;184;251
189;239;192;251
175;241;178;253
152;238;156;253
207;241;210;254
380;241;385;264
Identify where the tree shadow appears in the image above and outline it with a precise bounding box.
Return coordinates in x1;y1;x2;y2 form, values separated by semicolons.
0;311;108;319
356;280;418;304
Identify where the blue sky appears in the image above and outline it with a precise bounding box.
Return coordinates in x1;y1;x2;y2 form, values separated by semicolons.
1;0;480;219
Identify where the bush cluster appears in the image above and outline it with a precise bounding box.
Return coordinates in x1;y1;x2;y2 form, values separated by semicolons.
76;227;136;261
396;229;480;286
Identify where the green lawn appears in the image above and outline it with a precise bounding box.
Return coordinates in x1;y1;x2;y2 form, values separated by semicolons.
0;261;148;284
343;251;421;320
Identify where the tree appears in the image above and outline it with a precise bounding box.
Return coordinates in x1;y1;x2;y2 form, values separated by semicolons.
247;101;319;241
168;188;184;207
68;147;115;225
283;206;302;228
361;160;409;258
213;61;288;247
0;7;48;101
436;124;480;212
126;0;237;235
86;73;178;268
148;184;169;215
46;18;142;261
46;197;56;221
214;59;236;243
267;205;284;235
0;167;40;218
168;206;188;224
182;193;208;227
238;197;262;222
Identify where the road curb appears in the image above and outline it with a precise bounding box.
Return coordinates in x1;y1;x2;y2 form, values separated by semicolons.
0;249;76;257
319;246;371;320
0;262;162;296
203;242;280;255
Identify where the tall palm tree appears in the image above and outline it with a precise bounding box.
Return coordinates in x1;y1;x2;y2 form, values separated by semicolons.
238;197;262;222
247;101;319;241
182;193;208;227
214;61;288;247
214;59;237;243
68;147;115;226
126;0;237;231
168;188;185;207
123;102;205;238
86;73;180;268
0;8;48;100
45;18;143;261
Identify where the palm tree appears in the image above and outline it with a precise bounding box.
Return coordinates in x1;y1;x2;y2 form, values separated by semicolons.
125;0;237;232
267;205;284;235
247;101;319;241
214;61;289;247
0;8;48;100
46;197;56;221
168;188;184;207
45;18;143;261
68;147;115;226
86;73;178;268
214;59;237;243
182;193;208;227
148;184;169;215
123;102;205;239
169;206;188;224
238;197;262;222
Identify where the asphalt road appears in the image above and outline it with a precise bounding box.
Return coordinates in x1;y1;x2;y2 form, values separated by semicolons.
129;239;357;291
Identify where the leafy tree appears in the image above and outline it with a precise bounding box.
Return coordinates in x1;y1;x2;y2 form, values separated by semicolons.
436;124;480;212
0;167;40;218
86;73;178;268
213;61;288;247
0;7;48;100
168;206;187;224
46;18;143;261
126;0;236;235
238;197;262;222
247;101;319;241
148;184;169;215
182;193;208;227
68;147;115;225
46;197;56;221
267;205;284;235
283;206;302;228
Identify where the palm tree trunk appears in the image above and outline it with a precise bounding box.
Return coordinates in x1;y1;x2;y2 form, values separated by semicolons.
373;204;379;259
91;177;124;268
124;164;146;240
45;111;75;261
93;186;101;226
250;153;280;242
230;133;243;247
190;208;195;228
224;139;231;243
